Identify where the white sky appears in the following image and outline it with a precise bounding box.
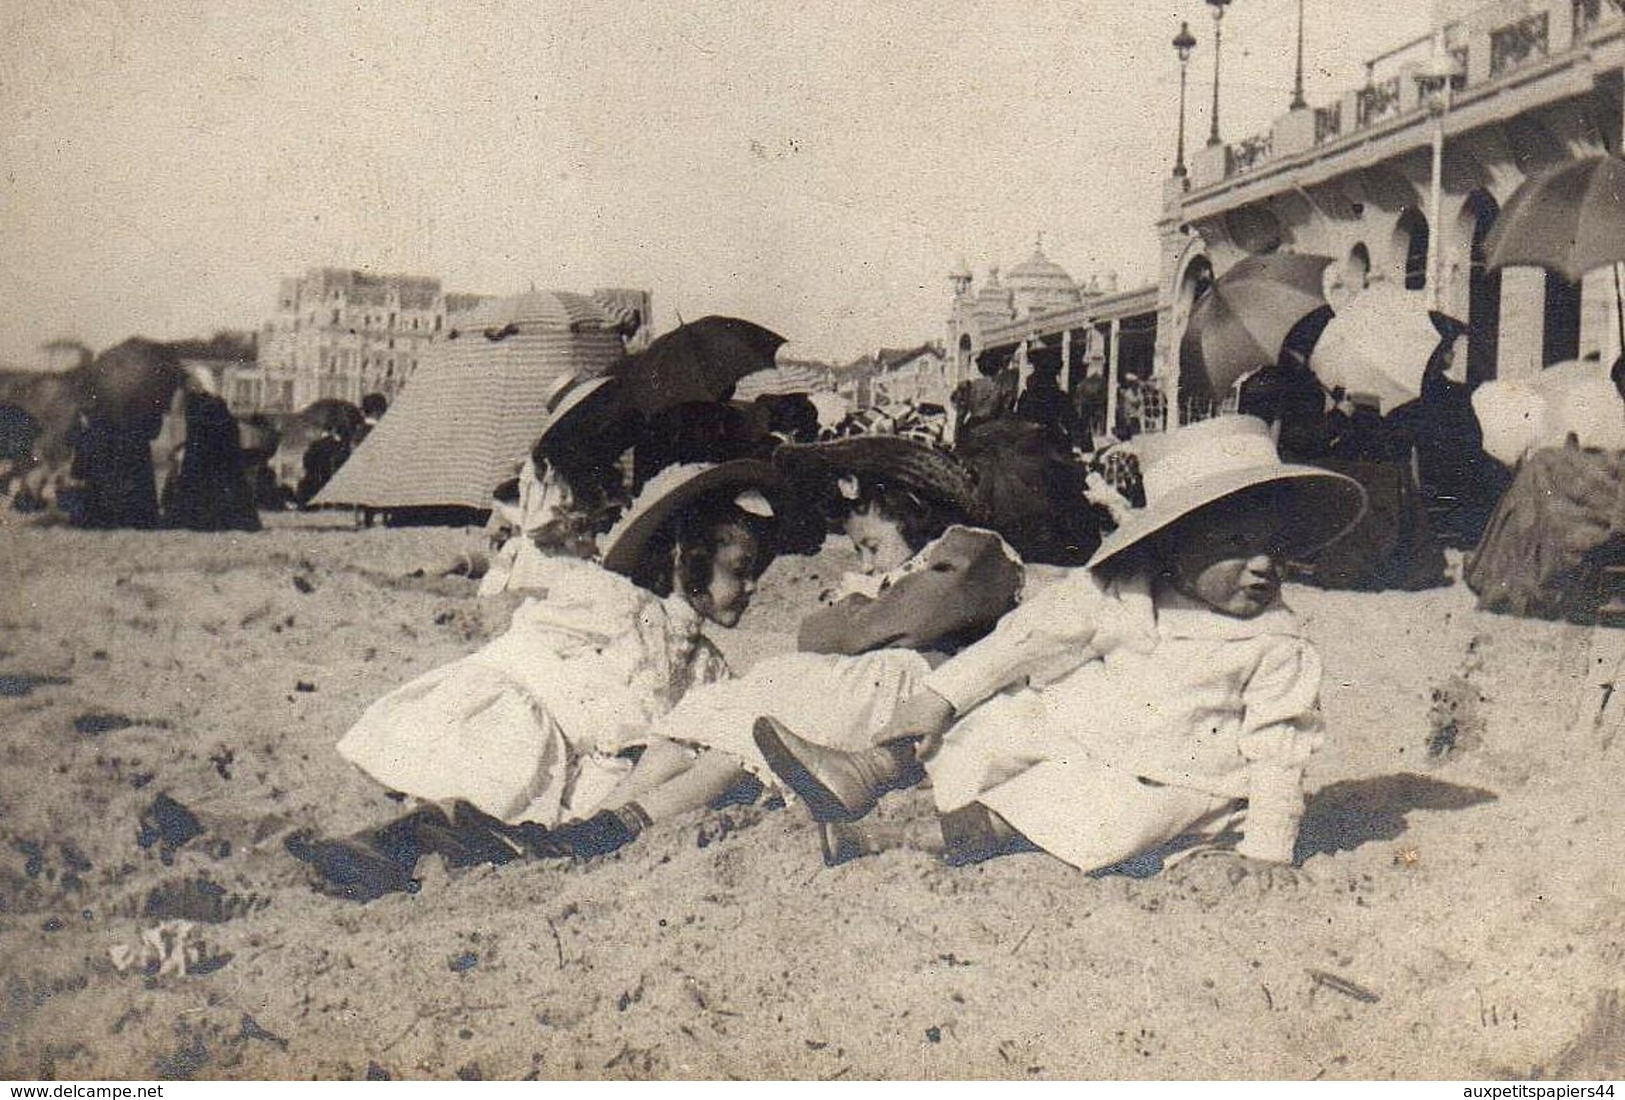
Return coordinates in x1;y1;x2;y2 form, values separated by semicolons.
0;0;1438;368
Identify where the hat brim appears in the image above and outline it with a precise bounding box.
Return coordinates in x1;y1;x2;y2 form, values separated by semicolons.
1086;464;1368;571
535;376;623;449
774;436;987;525
600;459;791;577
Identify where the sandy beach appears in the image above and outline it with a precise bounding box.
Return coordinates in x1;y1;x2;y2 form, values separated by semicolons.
1;511;1621;1080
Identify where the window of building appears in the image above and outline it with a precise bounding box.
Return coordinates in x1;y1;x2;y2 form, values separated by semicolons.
435;315;443;332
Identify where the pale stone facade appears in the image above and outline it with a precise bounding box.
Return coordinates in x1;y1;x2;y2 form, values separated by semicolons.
255;268;488;412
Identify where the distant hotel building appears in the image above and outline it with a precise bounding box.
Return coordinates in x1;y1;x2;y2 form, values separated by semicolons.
252;268;491;412
246;269;651;414
953;0;1625;432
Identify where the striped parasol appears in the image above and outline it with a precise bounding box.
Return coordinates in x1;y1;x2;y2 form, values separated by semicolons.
313;290;626;510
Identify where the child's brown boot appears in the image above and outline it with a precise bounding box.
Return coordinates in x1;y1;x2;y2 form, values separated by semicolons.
753;716;922;823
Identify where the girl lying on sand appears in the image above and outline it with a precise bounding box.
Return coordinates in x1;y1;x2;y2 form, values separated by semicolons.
531;435;1025;861
286;459;785;901
755;415;1367;874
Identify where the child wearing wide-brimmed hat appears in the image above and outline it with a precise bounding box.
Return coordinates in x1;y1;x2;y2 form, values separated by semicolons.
530;434;1026;862
756;415;1366;872
286;459;785;901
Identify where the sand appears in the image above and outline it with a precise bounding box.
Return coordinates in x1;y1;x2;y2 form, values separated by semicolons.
1;511;1622;1081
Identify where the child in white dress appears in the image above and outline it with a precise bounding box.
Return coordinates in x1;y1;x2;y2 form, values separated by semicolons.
756;416;1367;873
287;460;786;901
537;435;1024;861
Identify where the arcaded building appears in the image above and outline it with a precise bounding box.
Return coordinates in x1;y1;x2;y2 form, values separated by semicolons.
954;0;1625;433
1160;0;1625;411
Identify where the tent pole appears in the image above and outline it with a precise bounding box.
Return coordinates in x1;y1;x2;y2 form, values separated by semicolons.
1614;263;1624;360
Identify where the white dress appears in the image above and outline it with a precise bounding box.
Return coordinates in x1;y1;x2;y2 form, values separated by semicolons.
924;571;1324;871
337;556;729;827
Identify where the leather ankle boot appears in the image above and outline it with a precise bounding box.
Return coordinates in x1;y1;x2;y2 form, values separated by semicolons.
753;716;921;823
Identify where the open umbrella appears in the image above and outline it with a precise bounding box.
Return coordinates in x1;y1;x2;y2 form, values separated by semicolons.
1311;284;1452;412
1180;253;1335;399
1472;357;1625;466
612;316;786;417
1485;154;1625;347
84;339;185;428
1485;155;1625;282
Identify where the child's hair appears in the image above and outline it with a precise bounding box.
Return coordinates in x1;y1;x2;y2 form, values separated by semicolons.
630;497;777;599
835;480;959;554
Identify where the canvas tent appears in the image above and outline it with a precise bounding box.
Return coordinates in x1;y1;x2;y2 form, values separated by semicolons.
313;290;626;511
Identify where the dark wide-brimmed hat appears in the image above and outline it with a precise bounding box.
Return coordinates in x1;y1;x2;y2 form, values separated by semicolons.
1087;415;1366;571
773;434;987;525
600;459;791;577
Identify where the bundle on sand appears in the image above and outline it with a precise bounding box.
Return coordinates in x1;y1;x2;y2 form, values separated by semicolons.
1465;445;1625;621
1296;459;1446;592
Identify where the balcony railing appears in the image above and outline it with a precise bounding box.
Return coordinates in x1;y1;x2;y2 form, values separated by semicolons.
1314;102;1342;144
1193;0;1625;189
1356;76;1403;128
1574;0;1625;36
1490;12;1550;75
1229;132;1274;174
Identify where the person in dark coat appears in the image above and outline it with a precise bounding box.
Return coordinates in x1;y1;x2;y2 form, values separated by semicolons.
165;382;261;532
1386;329;1513;549
69;412;163;529
1237;349;1333;463
1015;365;1091;451
297;429;352;508
631;401;761;493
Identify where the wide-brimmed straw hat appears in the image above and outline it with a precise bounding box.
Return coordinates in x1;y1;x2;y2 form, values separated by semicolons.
1086;415;1366;571
600;459;791;577
534;372;623;450
774;434;988;525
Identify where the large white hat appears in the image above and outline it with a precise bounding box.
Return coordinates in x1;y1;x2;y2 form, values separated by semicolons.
1087;416;1366;571
600;459;790;578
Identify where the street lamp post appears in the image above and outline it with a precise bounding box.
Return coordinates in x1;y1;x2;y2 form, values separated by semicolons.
1205;0;1233;147
1416;41;1462;311
1173;21;1197;178
1291;0;1307;110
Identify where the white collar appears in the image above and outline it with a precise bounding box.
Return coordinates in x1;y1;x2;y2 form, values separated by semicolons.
1149;578;1304;642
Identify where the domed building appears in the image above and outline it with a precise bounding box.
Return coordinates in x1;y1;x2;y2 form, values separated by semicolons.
1006;240;1084;319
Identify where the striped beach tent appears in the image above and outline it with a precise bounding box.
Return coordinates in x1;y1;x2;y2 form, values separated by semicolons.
314;290;625;510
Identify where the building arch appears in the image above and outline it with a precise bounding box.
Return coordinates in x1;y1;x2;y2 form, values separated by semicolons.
1391;208;1431;291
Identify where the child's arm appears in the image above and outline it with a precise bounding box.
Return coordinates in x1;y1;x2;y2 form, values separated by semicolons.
797;528;1023;656
920;567;1116;718
1235;639;1327;864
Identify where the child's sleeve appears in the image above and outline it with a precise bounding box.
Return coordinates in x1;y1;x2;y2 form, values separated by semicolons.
796;528;1023;656
1235;638;1327;864
922;567;1112;715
